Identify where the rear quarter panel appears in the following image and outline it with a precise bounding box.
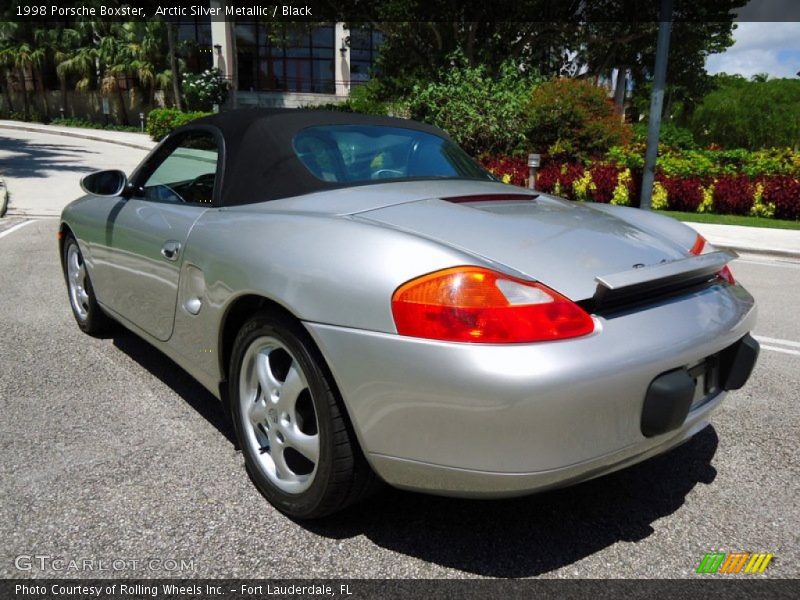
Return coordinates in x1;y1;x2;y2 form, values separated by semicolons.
168;207;483;388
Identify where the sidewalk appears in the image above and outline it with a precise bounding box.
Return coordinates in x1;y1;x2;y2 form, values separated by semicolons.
686;222;800;260
0;120;155;151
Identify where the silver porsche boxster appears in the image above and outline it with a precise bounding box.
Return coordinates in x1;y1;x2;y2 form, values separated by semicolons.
59;109;759;518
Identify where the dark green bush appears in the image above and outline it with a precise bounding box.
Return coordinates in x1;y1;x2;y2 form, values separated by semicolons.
50;117;140;133
690;77;800;150
146;108;211;141
633;122;697;149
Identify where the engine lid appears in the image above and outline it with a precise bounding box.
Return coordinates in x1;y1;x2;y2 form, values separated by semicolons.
356;196;691;301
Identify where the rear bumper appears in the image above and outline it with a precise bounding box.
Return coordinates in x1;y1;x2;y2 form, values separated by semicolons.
306;282;757;497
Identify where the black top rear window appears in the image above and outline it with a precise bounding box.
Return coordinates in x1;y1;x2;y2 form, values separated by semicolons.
293;125;492;184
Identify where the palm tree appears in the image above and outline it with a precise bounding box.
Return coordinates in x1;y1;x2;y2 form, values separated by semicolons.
166;21;182;110
36;28;82;117
10;42;35;119
56;44;98;94
122;21;174;107
0;22;16;114
98;32;133;125
28;38;48;118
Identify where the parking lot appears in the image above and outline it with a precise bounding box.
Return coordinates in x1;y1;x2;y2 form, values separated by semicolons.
0;128;798;579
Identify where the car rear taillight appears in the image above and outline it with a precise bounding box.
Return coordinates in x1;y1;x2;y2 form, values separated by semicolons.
690;234;736;284
717;265;736;285
391;267;595;343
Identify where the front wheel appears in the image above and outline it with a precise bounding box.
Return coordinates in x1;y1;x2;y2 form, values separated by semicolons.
229;312;378;518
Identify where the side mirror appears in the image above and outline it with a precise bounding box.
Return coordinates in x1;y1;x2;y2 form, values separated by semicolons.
80;170;128;197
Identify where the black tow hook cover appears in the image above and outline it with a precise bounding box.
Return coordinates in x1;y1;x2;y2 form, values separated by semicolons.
720;334;760;391
641;368;696;438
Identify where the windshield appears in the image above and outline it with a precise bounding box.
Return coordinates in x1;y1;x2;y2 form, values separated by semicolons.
293;125;493;184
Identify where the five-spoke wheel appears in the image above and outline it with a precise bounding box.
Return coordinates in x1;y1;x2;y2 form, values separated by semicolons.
229;312;378;518
239;337;320;494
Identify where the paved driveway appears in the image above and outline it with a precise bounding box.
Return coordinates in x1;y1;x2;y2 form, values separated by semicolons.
0;128;149;217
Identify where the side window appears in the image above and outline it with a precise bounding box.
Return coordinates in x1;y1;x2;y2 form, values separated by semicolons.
140;132;219;205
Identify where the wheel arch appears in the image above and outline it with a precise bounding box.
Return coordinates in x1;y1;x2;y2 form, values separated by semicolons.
217;292;374;464
58;222;75;269
218;294;295;386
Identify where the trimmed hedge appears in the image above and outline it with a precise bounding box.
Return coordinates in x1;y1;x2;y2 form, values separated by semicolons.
486;157;799;221
660;176;705;212
712;175;754;216
481;155;528;187
146;108;212;141
763;176;800;220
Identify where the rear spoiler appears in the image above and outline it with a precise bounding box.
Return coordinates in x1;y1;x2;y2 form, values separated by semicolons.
592;250;736;313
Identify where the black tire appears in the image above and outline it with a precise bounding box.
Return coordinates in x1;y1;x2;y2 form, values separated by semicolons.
229;311;379;519
62;234;113;336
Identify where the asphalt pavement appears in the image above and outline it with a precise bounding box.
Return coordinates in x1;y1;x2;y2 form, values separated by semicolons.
0;218;798;579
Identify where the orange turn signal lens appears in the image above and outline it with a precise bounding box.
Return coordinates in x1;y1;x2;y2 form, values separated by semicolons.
690;234;707;255
391;267;595;343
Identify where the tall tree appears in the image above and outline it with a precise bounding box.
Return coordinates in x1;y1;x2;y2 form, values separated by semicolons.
98;31;133;125
0;21;17;114
355;0;743;108
10;42;35;119
166;21;182;110
579;0;744;120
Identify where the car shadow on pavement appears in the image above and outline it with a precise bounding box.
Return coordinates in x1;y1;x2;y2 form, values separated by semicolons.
112;331;236;446
305;426;719;577
108;328;718;578
0;136;100;179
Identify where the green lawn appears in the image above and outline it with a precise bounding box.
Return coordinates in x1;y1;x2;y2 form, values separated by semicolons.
655;210;800;231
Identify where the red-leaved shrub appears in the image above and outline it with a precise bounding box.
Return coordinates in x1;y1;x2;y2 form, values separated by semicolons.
661;175;705;211
536;162;562;193
761;176;800;220
713;175;754;215
480;155;528;187
589;164;622;203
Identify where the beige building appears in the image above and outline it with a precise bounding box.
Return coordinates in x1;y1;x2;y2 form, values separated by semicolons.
204;4;382;108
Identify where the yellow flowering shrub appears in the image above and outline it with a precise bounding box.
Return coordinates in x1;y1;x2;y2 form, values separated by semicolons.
750;182;776;218
651;181;669;210
572;169;595;201
697;184;714;213
611;168;632;206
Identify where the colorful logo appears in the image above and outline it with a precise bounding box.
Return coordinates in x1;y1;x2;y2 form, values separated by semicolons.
696;552;774;574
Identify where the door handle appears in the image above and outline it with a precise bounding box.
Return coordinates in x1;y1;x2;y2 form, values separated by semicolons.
161;240;181;261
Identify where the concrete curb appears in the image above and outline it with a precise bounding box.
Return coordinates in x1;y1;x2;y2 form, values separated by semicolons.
710;244;800;260
685;221;800;261
0;122;154;151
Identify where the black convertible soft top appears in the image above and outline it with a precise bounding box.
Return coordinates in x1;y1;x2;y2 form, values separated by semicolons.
176;108;455;206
